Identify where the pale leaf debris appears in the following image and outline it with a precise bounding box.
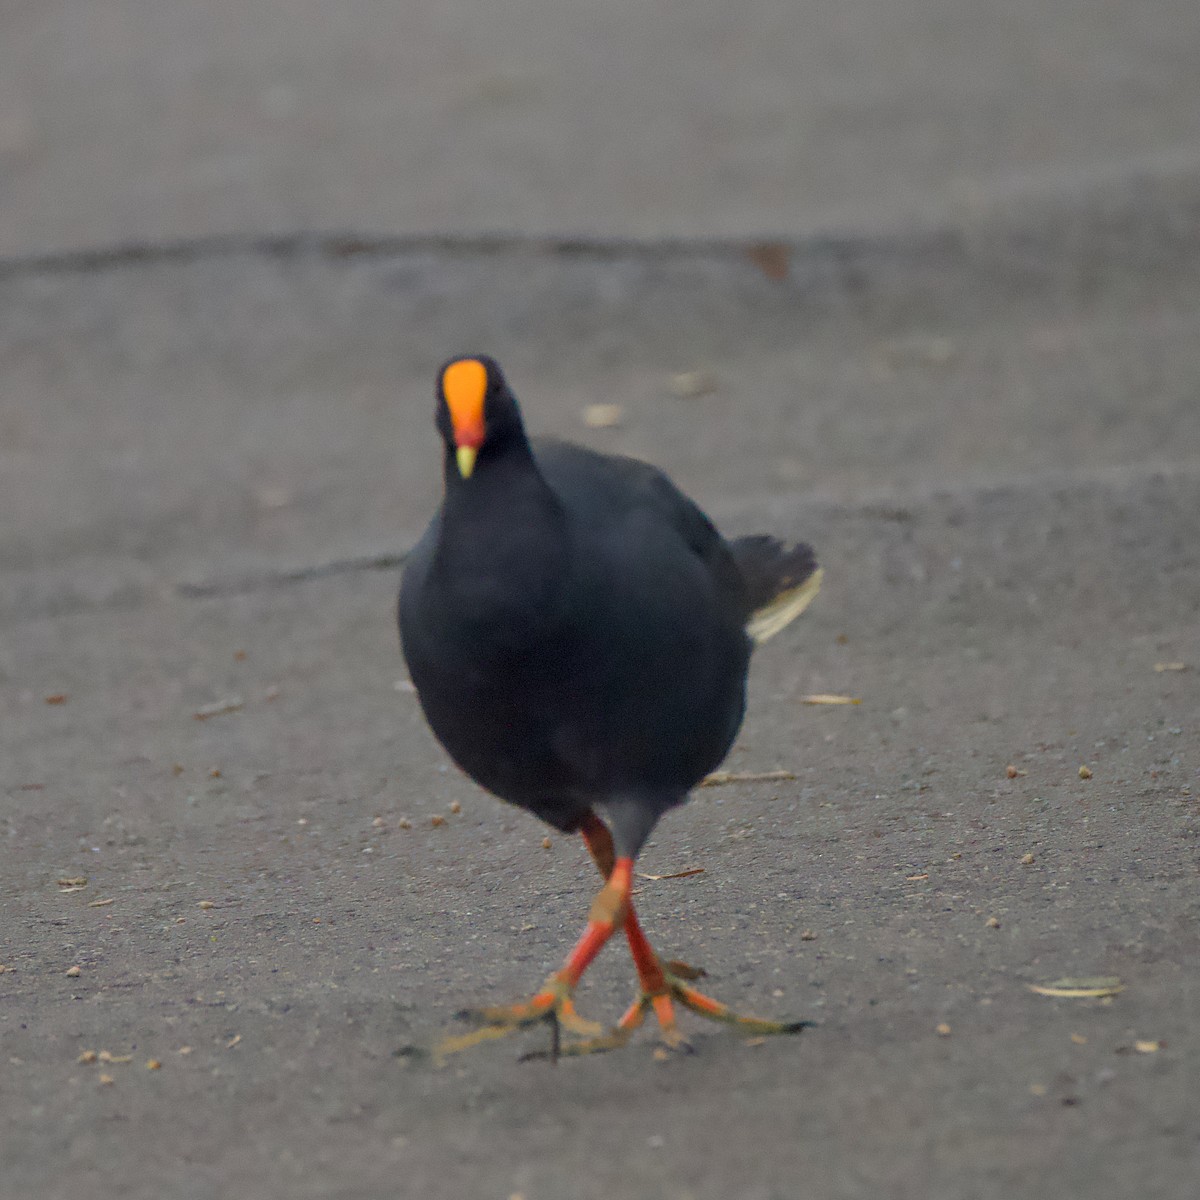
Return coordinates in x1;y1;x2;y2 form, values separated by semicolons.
701;769;795;787
1028;976;1123;999
193;696;244;721
801;694;861;706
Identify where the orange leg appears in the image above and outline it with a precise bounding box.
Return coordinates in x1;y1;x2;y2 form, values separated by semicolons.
579;814;811;1051
437;814;810;1061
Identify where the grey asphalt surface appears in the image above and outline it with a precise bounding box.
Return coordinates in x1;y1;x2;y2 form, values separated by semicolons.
3;4;1200;1199
4;0;1200;252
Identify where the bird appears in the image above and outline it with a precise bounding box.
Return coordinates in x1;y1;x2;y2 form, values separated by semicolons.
398;356;822;1056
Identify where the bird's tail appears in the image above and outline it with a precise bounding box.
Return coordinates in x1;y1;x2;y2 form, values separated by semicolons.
731;536;822;644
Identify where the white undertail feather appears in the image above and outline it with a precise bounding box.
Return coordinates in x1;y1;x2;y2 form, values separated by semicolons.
745;567;824;645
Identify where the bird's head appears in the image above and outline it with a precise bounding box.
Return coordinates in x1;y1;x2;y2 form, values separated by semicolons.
435;356;525;480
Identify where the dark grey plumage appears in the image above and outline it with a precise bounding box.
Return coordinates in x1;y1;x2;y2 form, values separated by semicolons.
399;357;819;859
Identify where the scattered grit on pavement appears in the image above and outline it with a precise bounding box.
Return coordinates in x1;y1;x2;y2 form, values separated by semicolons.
3;181;1200;1198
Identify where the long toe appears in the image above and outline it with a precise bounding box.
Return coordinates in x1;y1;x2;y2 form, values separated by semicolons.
665;968;813;1036
435;980;605;1061
519;1026;635;1061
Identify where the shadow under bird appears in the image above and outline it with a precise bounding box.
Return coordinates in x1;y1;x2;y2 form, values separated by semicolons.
399;356;822;1057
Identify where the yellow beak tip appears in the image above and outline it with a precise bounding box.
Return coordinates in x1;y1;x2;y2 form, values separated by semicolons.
456;445;478;478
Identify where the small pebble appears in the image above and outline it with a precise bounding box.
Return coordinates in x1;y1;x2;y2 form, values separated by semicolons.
257;487;291;509
65;965;81;978
669;370;718;398
98;1074;114;1087
78;1050;98;1064
1078;765;1093;780
1021;852;1035;865
146;1059;162;1070
936;1022;952;1037
198;900;215;910
986;916;1001;929
541;837;552;850
430;815;446;828
582;404;624;429
397;818;412;830
1005;764;1019;779
449;801;462;815
800;929;817;941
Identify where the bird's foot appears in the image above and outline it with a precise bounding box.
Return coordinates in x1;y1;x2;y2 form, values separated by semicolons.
434;974;603;1062
618;963;813;1049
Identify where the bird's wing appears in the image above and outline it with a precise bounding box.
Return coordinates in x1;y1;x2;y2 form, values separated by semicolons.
532;438;745;597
